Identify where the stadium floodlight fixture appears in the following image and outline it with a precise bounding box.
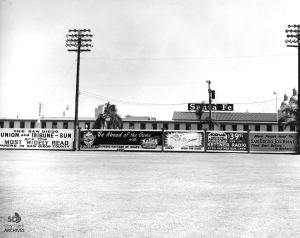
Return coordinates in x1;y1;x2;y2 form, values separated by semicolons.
285;25;300;45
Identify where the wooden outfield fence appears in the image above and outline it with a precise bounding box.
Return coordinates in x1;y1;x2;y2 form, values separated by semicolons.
0;129;298;153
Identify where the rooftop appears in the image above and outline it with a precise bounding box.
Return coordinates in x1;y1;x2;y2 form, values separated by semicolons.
172;111;281;122
0;112;284;123
124;115;156;121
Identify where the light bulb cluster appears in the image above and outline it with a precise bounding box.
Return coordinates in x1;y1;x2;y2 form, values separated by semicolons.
285;39;299;44
66;29;93;48
66;34;93;38
65;43;93;47
65;39;92;42
69;29;91;32
286;29;300;33
286;34;299;38
285;25;300;45
65;43;78;47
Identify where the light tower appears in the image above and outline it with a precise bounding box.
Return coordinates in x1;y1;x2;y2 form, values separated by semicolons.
66;29;93;150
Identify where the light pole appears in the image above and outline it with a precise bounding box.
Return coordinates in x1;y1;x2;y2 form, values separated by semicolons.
66;29;93;150
273;92;278;131
285;24;300;153
37;103;44;129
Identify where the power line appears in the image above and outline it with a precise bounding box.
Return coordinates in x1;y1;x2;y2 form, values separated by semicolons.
80;81;199;88
80;91;187;106
80;90;287;107
0;80;200;88
42;60;77;106
214;97;285;105
81;54;297;61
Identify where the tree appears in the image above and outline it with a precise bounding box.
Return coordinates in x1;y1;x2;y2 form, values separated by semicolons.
278;100;298;129
93;102;122;129
195;101;218;130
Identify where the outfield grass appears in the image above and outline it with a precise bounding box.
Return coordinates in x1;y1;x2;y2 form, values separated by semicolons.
0;150;300;237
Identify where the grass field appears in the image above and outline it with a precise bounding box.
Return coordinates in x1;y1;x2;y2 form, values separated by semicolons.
0;150;300;238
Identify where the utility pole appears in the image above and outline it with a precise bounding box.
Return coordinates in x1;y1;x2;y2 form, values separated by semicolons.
39;103;41;118
285;24;300;153
38;103;42;128
206;80;212;130
66;29;93;150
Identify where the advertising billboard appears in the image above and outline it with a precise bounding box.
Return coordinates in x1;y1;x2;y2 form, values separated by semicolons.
80;130;163;151
164;131;204;152
249;132;297;153
0;129;74;150
206;131;248;152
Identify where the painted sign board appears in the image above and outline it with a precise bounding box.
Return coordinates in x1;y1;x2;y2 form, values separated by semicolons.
164;131;204;152
188;103;234;111
249;132;297;153
80;130;163;151
206;131;248;152
0;129;74;150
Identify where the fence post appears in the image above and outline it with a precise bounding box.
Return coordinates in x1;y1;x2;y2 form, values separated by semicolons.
297;130;300;154
77;128;81;151
204;129;207;152
161;128;165;152
247;129;250;153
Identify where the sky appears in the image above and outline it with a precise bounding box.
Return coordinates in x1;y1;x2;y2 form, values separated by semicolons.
0;0;299;120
